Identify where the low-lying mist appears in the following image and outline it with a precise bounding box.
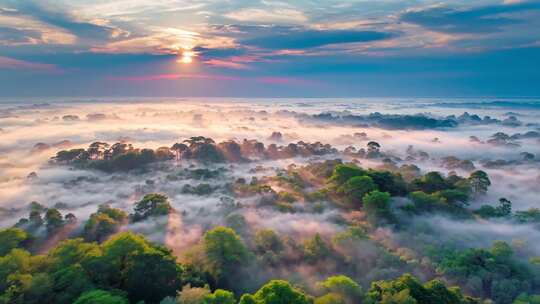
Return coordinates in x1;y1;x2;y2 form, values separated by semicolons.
1;98;540;303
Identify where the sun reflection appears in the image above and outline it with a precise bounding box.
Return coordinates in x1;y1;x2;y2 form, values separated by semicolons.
178;51;195;64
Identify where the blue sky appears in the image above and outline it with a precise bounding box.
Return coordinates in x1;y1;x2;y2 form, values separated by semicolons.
0;0;539;97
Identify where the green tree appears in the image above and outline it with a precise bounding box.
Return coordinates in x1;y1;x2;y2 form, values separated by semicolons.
491;240;513;260
254;229;283;254
238;280;312;304
28;210;44;227
84;204;128;242
365;274;476;304
497;198;512;216
363;191;393;224
48;239;101;271
24;273;54;304
123;247;183;303
379;289;416;304
203;289;236;304
437;241;529;304
106;149;156;171
407;191;446;213
132;193;172;221
304;234;331;262
51;264;94;304
437;189;469;206
73;289;128;304
314;293;346;304
367;170;408;196
254;229;284;266
468;170;491;196
1;272;54;304
337;176;377;204
93;232;153;287
332;226;368;248
53;149;89;163
513;293;540;304
0;231;188;304
0;228;28;256
203;226;249;284
412;172;447;194
0;249;32;292
475;198;513;218
317;275;361;302
184;137;225;163
29;202;45;213
515;208;540;223
225;214;247;233
329;164;365;186
45;208;65;233
367;141;381;157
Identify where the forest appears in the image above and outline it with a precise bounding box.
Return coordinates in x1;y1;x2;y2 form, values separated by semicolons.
1;100;539;303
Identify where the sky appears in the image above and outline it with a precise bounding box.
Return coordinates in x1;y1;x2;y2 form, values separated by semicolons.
0;0;539;98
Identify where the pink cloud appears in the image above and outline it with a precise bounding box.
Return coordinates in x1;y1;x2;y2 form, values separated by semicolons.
228;55;262;63
0;56;60;73
107;73;241;82
203;54;272;70
203;59;251;70
107;73;314;87
269;49;306;56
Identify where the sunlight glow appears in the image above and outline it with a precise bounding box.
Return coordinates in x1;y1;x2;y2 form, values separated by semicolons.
178;51;195;64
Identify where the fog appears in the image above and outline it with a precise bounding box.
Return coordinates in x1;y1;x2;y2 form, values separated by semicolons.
1;98;540;297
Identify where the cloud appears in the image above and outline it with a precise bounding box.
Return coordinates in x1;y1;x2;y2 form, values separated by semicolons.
195;46;263;70
203;59;252;70
0;0;539;97
3;1;128;43
0;56;58;72
90;26;208;54
73;0;206;19
400;1;540;33
0;26;41;46
224;7;308;23
193;46;246;59
0;8;77;45
107;73;240;82
241;28;395;50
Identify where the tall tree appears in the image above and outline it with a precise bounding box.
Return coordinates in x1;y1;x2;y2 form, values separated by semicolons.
203;227;250;285
238;280;312;304
468;170;491;195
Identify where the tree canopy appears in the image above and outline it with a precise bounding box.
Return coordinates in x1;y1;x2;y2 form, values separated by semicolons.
238;280;313;304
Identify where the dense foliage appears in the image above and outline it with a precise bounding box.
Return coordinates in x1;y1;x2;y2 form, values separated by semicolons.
365;274;479;304
0;232;183;304
3;138;539;304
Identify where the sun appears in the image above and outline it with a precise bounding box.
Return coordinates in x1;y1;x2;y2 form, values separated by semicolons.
178;51;195;64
